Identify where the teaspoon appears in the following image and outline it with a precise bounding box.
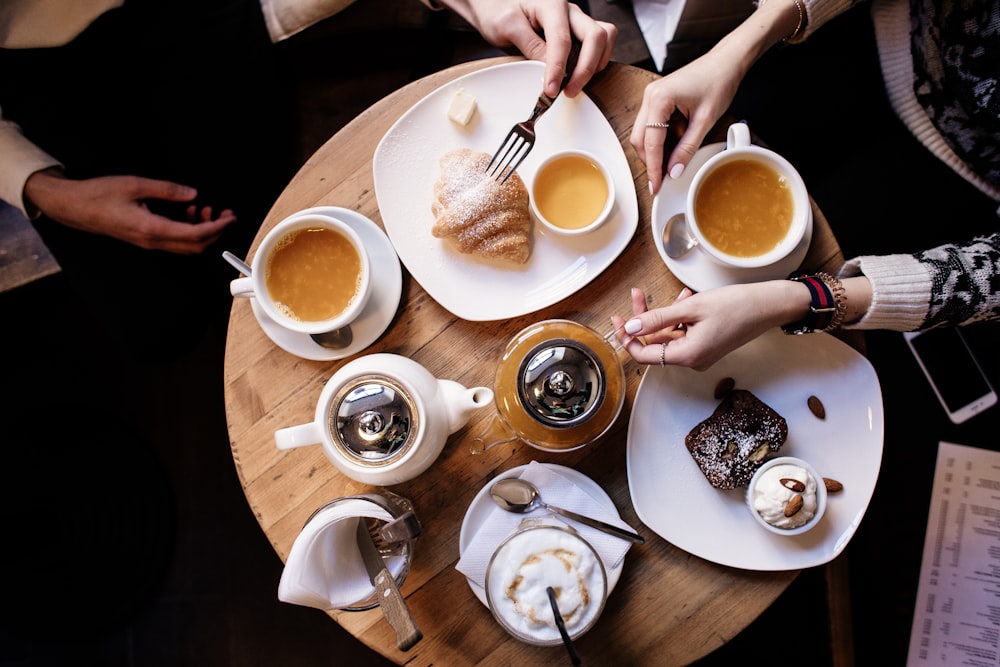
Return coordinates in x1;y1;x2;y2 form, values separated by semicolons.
663;213;698;259
221;250;353;350
490;477;644;544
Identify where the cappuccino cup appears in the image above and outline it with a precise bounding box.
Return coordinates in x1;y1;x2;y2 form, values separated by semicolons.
686;122;809;269
230;212;371;335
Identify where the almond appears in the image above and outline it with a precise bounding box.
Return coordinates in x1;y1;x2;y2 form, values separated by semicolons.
807;395;826;420
748;443;770;462
780;477;806;492
714;377;736;399
785;494;804;517
823;477;844;493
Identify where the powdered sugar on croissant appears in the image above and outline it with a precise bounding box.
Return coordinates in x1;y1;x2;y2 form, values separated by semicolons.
431;148;532;264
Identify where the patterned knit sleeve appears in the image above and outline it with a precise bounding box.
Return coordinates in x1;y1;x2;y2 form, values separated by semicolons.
840;232;1000;331
918;233;1000;327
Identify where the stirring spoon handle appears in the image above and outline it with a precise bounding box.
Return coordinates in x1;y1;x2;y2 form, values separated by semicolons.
222;250;252;276
543;503;645;544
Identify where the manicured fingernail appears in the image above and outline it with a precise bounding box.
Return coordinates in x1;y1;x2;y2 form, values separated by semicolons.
648;181;654;196
624;318;642;334
670;163;685;179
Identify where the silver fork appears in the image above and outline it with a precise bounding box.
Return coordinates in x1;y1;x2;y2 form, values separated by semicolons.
486;42;581;184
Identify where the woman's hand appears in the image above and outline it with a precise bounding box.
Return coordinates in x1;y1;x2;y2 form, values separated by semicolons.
630;52;743;195
441;0;617;98
613;282;812;371
629;0;804;195
24;168;236;254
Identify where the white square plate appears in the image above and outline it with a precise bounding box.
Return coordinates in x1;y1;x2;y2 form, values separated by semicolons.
627;328;884;570
373;61;638;321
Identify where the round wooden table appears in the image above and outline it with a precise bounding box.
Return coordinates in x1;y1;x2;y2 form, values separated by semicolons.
224;57;854;665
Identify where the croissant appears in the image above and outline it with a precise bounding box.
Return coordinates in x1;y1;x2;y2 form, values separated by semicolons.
431;148;532;264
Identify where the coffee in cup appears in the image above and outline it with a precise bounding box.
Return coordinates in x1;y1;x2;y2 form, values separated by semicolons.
230;212;371;335
485;522;607;646
686;122;809;269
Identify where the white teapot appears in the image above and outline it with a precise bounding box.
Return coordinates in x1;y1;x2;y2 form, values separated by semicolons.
275;353;493;485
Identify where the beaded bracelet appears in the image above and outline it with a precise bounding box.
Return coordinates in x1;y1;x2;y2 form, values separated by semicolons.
782;271;847;335
756;0;806;42
785;0;806;42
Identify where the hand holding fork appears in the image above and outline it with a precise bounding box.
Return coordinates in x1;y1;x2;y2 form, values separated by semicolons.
485;40;582;184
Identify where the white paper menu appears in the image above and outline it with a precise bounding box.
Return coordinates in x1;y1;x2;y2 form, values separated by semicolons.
907;442;1000;666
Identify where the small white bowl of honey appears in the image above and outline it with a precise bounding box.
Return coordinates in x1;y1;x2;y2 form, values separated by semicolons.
530;149;615;236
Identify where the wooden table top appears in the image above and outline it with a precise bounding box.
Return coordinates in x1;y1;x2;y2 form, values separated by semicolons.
223;57;854;666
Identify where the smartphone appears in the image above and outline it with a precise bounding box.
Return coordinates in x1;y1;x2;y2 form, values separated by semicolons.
904;328;998;424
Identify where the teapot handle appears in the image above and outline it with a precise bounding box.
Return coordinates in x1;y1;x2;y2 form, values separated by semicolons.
275;422;323;450
469;413;519;455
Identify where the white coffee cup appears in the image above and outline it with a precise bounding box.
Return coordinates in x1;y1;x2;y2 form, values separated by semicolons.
230;213;371;335
686;122;810;269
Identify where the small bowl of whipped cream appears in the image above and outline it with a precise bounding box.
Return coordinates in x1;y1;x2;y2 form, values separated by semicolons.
746;456;827;536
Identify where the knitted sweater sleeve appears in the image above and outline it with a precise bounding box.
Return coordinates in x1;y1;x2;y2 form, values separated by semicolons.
839;232;1000;331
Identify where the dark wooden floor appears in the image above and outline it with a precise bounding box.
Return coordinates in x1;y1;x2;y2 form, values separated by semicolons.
3;4;999;666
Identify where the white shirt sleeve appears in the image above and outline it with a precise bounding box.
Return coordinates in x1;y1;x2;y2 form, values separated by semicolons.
0;111;62;218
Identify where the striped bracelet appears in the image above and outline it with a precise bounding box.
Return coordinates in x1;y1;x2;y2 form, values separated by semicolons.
782;271;847;334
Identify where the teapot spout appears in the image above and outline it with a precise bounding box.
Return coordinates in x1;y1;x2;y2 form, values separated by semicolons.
439;380;494;435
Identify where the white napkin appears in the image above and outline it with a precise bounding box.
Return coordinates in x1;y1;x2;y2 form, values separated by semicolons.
456;461;636;589
632;0;688;73
278;498;404;610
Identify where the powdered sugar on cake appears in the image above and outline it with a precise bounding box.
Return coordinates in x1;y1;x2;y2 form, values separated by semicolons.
684;389;788;489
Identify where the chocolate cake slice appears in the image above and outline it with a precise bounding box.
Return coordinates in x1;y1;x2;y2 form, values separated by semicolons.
684;389;788;489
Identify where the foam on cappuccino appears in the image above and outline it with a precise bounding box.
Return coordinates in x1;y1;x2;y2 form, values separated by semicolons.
486;525;606;644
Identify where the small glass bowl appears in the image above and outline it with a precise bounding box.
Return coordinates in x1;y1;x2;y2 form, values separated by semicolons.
485;521;608;645
746;456;827;536
530;149;615;236
303;492;415;611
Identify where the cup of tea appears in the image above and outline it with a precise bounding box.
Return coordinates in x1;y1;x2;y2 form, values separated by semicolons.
685;122;810;269
230;212;371;335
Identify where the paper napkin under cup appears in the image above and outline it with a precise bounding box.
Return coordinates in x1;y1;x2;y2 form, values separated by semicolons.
456;461;636;589
278;497;405;610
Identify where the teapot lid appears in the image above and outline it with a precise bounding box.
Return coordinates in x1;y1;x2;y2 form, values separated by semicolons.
328;375;418;466
518;338;605;428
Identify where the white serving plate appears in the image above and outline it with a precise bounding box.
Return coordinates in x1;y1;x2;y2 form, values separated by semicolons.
627;328;884;570
373;60;638;321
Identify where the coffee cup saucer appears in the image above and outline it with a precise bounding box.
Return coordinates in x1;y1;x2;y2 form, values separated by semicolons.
457;463;625;607
250;206;402;361
651;143;813;293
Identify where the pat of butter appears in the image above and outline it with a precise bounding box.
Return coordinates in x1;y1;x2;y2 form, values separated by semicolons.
447;90;477;126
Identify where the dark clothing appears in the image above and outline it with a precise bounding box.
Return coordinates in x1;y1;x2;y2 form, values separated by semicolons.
0;0;298;358
0;0;297;643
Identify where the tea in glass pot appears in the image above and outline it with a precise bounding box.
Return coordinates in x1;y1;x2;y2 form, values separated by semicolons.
472;319;625;454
